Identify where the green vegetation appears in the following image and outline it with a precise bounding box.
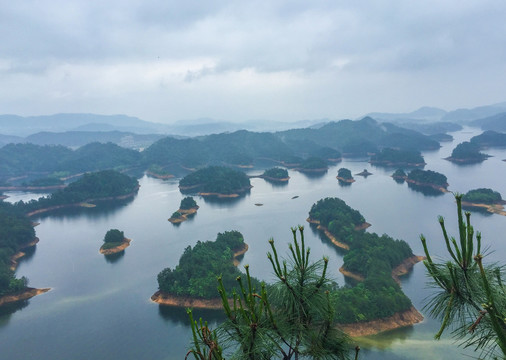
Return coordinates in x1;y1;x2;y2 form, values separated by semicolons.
407;169;448;188
23;177;64;187
186;227;352;360
462;188;503;204
170;211;183;219
392;169;407;179
370;148;425;167
337;168;353;180
16;170;139;214
147;164;172;176
157;231;252;299
309;197;415;323
0;202;33;296
470;130;506;148
262;167;289;179
179;166;251;195
298;157;328;171
180;196;198;210
103;229;125;243
421;194;506;358
448;142;489;163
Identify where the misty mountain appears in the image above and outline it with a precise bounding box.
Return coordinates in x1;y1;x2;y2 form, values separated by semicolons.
470;112;506;132
366;106;447;122
441;101;506;123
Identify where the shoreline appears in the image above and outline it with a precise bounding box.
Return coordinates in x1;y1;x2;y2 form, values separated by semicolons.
339;306;424;337
9;238;40;271
168;207;199;223
369;160;426;167
0;287;51;307
405;179;448;193
336;176;355;183
146;171;174;180
100;238;132;255
232;243;249;266
306;218;350;250
461;201;506;216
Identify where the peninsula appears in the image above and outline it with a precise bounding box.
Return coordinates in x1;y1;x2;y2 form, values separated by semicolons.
446;141;490;164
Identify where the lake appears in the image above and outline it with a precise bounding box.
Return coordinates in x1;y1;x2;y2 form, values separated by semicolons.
1;127;505;359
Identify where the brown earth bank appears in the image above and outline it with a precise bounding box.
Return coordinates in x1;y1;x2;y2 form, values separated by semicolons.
150;292;228;309
9;238;39;271
233;243;249;266
405;179;448;193
99;238;131;255
146;171;174;180
261;176;290;182
339;268;364;281
336;176;355;183
339;306;424;337
461;201;506;216
0;287;51;307
369;160;426;167
198;186;253;198
25;187;140;217
445;156;488;164
168;207;199;223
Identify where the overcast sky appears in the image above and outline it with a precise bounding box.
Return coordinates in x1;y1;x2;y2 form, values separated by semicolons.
1;0;506;123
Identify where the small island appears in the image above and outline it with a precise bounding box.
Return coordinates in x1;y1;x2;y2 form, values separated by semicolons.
446;141;490;164
152;231;254;308
406;169;448;192
355;169;372;177
461;188;506;216
391;168;407;183
168;197;199;224
336;168;355;183
179;166;252;197
258;167;290;182
294;157;328;173
99;229;131;255
370;148;425;167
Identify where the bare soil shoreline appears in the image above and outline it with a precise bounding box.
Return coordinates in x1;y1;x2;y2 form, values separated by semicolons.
0;288;51;307
100;238;132;255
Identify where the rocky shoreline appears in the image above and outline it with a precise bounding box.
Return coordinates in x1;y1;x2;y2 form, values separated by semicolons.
99;238;132;255
0;287;51;307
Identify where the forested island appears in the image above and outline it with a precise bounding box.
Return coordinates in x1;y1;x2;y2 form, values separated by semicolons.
16;170;140;216
258;167;289;182
152;231;252;307
406;169;449;192
391;169;407;182
168;197;199;224
179;166;252;197
336;168;354;183
0;202;49;306
99;229;131;255
446;141;490;164
294;157;328;173
461;188;506;216
307;197;423;332
370;148;425;167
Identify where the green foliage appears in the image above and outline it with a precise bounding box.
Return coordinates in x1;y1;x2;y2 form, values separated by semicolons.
299;157;327;170
421;194;506;358
462;188;503;204
103;229;124;243
337;168;353;180
179;166;251;195
180;196;197;210
262;167;288;179
407;169;448;187
171;211;183;219
187;227;353;360
157;231;250;299
16;170;139;213
392;169;407;178
0;202;34;296
450;141;488;161
24;177;64;187
470;130;506;148
309;197;365;231
370;148;425;166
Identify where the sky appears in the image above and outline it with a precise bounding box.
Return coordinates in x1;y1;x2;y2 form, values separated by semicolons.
1;0;506;124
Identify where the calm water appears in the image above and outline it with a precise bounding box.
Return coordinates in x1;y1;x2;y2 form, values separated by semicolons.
1;127;505;360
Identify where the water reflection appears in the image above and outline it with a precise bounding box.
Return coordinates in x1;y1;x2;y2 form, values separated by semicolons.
263;178;289;188
103;251;125;264
0;300;29;328
298;170;328;179
338;180;352;187
406;183;445;197
32;198;136;220
16;244;37;267
198;191;250;207
461;205;494;216
157;304;224;326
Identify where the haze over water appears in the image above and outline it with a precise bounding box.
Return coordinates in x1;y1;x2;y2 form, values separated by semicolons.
1;127;505;359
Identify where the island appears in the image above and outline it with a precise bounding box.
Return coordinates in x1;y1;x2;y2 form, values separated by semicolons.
406;169;449;192
294;157;328;173
370;148;425;167
355;169;373;177
258;167;290;182
470;130;506;148
99;229;131;255
336;167;355;183
391;168;407;183
0;202;49;306
179;166;252;197
461;188;506;216
152;231;254;308
146;164;174;180
168;197;199;224
307;197;424;334
446;141;490;164
17;170;140;217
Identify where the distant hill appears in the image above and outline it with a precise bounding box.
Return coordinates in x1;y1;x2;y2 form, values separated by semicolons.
470;112;506;132
366;106;447;122
441;102;506;123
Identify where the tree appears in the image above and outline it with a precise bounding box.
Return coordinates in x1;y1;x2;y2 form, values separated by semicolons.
186;227;355;360
104;229;124;243
420;194;506;358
